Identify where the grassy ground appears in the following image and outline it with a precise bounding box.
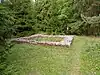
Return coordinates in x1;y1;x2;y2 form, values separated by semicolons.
32;37;63;42
5;36;100;75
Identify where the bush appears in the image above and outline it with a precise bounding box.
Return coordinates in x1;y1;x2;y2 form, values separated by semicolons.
13;25;35;37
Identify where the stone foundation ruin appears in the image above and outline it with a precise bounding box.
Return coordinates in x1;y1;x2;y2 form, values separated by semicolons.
12;34;74;47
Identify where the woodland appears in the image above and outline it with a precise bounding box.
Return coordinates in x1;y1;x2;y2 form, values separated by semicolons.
0;0;100;75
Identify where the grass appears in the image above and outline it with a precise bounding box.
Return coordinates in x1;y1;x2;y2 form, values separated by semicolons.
81;39;100;75
5;36;100;75
32;37;63;42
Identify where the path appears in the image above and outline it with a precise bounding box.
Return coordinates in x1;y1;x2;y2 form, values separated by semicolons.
70;37;85;75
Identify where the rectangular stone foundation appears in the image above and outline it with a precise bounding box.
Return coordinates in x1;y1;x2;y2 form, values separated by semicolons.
11;34;75;47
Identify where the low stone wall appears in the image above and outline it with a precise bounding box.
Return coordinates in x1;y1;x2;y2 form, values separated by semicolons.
11;34;75;46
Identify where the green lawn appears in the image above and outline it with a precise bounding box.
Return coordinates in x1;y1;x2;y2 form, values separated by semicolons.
5;36;100;75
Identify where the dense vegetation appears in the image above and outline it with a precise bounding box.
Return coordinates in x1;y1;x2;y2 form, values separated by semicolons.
0;0;100;74
1;0;99;37
32;0;100;35
0;3;14;74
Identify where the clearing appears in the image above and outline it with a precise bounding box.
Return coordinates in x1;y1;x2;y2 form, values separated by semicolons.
5;36;100;75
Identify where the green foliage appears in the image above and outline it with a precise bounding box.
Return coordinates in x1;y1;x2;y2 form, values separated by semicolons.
3;0;99;36
8;0;35;37
0;0;99;74
33;0;100;35
81;14;100;36
0;4;14;75
68;21;84;35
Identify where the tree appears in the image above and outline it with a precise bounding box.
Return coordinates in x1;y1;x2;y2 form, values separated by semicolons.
9;0;35;37
13;0;100;35
0;3;14;74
